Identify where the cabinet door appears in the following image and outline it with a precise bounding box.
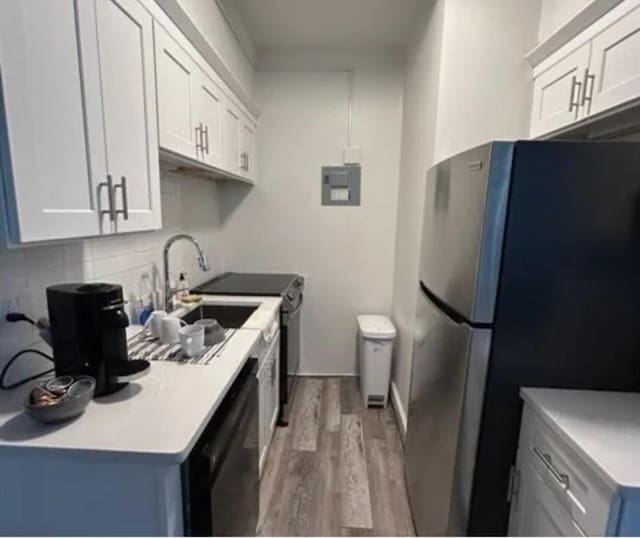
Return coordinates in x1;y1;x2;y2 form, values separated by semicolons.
508;452;584;537
589;4;640;116
224;98;242;176
195;73;224;169
89;0;161;233
530;43;591;138
240;117;257;181
258;360;269;475
269;339;280;431
154;22;199;160
0;0;104;243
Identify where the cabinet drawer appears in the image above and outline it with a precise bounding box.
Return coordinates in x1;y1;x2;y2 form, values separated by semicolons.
519;405;613;535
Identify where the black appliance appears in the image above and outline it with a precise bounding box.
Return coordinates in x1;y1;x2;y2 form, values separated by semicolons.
182;358;259;536
46;283;134;396
193;272;304;425
405;141;640;536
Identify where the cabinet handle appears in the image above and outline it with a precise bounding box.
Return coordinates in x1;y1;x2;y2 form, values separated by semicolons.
98;174;116;222
195;123;203;153
568;76;582;114
581;68;596;109
204;125;209;155
533;446;570;488
114;176;129;221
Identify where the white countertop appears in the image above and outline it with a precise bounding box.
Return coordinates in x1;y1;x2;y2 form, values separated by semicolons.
0;294;281;464
521;387;640;491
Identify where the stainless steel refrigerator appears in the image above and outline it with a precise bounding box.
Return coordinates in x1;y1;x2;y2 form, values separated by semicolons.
405;141;640;536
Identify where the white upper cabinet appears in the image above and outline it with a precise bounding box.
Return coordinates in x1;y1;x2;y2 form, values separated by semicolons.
154;18;257;183
529;2;640;137
0;0;161;245
195;72;225;169
84;0;161;234
530;43;591;138
589;4;640;115
240;116;257;181
154;21;199;160
0;1;104;243
224;98;243;177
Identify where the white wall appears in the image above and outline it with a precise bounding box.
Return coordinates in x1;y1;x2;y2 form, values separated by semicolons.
176;0;255;95
0;172;224;386
390;0;445;431
537;0;591;42
390;0;540;430
220;67;404;375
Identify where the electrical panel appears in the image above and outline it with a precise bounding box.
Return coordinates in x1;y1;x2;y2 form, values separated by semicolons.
321;165;361;206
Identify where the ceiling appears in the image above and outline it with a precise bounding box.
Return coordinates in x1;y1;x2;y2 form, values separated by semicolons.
226;0;420;51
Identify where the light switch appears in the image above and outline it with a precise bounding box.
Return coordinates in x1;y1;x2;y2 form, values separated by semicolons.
330;188;350;202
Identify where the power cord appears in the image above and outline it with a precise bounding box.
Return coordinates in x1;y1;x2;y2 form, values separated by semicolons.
0;349;54;390
1;312;55;390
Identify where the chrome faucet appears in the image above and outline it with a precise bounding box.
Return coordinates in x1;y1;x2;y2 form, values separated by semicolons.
163;234;210;312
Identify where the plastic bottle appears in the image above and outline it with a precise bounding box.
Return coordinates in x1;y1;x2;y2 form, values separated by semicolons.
176;272;189;302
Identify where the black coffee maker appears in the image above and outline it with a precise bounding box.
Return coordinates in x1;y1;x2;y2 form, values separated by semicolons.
47;283;133;396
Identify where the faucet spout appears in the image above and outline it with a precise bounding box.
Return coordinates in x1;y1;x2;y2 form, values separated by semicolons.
162;234;210;312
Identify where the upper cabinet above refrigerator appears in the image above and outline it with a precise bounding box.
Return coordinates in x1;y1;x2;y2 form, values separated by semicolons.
0;0;161;245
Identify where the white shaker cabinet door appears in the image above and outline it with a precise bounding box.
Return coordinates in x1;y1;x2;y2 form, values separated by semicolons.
0;0;105;243
195;72;225;169
530;43;591;138
508;451;584;537
154;22;200;161
240;117;257;182
83;0;161;234
223;98;242;177
589;4;640;116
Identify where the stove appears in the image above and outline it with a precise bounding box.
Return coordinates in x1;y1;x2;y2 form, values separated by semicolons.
192;272;304;426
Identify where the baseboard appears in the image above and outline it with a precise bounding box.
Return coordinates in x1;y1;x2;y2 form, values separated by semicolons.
390;380;407;442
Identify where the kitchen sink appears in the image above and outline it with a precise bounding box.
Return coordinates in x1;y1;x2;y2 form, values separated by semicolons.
180;304;257;329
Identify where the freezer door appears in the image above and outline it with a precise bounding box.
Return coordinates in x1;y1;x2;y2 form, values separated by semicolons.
405;286;492;536
419;142;513;323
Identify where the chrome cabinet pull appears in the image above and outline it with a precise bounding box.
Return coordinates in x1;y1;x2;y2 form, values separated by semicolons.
114;176;129;221
98;174;116;222
581;68;596;108
195;123;203;153
569;76;582;114
203;125;209;155
533;446;570;488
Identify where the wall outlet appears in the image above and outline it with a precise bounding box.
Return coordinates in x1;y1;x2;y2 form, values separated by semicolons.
0;295;21;322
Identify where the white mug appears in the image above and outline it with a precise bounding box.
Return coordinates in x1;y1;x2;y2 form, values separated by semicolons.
144;310;168;339
179;325;205;357
161;317;187;344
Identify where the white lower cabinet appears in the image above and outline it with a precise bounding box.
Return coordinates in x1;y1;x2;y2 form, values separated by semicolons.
509;450;585;537
258;332;280;475
0;0;161;245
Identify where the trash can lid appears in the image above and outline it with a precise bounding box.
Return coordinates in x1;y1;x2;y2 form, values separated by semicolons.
357;315;396;340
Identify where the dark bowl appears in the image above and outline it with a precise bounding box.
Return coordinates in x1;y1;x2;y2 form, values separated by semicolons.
24;377;95;424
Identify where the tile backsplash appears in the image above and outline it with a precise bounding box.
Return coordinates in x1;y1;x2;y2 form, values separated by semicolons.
0;168;224;381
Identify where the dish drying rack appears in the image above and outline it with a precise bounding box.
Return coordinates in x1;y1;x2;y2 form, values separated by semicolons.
127;329;237;365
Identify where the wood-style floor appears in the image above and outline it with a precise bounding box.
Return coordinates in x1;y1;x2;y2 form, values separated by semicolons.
259;377;416;537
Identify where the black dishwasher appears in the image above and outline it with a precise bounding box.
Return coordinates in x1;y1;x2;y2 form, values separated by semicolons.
182;358;259;536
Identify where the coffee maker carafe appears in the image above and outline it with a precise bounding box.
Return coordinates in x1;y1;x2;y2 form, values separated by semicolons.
47;283;132;396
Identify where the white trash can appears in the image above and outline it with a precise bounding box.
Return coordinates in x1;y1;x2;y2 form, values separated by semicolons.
357;315;396;408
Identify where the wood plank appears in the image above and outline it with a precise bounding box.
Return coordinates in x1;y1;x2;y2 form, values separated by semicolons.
310;431;341;536
291;378;323;451
340;527;374;536
277;450;317;536
367;438;415;536
363;408;385;441
323;377;341;432
340;414;373;529
340;378;365;416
